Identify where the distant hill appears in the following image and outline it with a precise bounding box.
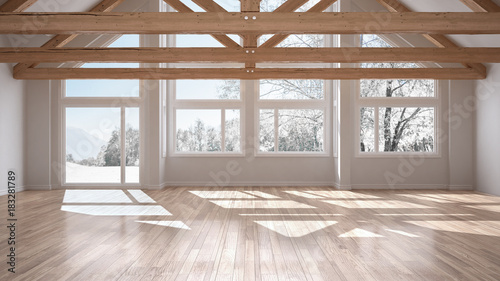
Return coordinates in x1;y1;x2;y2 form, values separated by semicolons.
66;127;107;161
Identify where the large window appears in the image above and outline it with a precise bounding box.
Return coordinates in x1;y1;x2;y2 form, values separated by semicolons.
165;0;333;156
170;80;243;155
166;2;244;155
62;34;142;185
257;21;330;154
65;107;140;184
358;35;438;155
257;81;327;153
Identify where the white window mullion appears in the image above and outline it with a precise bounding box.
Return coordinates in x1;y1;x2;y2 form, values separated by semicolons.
374;106;379;153
274;108;279;152
221;109;226;152
121;107;126;184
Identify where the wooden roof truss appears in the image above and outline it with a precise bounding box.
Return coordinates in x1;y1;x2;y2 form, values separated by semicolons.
0;0;499;80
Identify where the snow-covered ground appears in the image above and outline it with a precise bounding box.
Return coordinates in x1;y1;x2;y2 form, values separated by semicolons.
66;162;139;183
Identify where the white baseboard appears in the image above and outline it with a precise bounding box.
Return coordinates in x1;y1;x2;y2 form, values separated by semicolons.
161;181;335;188
350;184;448;190
144;185;163;190
24;185;52;191
333;183;352;190
14;184;474;192
448;185;474;191
0;186;25;196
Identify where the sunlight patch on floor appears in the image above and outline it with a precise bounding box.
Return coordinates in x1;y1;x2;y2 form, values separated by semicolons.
136;220;190;230
254;220;337;237
385;229;420;238
405;220;500;236
284;191;325;199
190;191;257;199
339;228;384;238
209;200;316;209
61;205;172;216
324;200;432;209
128;190;156;203
63;189;133;203
243;191;281;199
311;191;381;199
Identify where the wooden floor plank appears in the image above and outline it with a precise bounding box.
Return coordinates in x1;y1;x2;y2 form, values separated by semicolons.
0;187;499;280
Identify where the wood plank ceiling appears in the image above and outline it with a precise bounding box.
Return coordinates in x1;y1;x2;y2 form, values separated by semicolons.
0;0;499;80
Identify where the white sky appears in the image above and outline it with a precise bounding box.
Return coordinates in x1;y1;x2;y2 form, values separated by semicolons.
66;107;139;143
177;109;221;130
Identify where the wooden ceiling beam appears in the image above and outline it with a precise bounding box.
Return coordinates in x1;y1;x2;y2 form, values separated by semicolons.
1;12;500;34
376;0;487;77
0;0;38;12
3;47;500;63
13;0;125;76
459;0;500;12
13;67;485;80
260;0;337;48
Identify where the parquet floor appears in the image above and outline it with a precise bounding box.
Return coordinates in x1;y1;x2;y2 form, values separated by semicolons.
1;187;500;280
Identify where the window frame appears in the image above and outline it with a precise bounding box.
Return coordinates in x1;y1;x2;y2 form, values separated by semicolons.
355;34;442;158
254;32;334;157
164;0;336;158
59;34;144;187
355;78;442;158
60;88;144;187
166;34;245;157
169;95;246;157
254;80;332;157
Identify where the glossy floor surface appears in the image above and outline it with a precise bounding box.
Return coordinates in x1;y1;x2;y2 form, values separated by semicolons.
1;187;500;280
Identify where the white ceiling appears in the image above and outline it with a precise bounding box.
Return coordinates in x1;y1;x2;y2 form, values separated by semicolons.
352;0;500;49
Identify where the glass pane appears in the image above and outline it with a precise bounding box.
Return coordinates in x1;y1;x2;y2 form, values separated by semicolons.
278;109;324;152
259;34;324;48
66;80;140;97
125;108;140;183
225;109;241;152
176;34;240;47
176;80;240;99
360;34;419;69
174;0;239;12
108;34;140;48
66;108;121;183
214;0;240;11
176;110;222;152
360;107;375;152
83;34;140;68
361;34;392;48
260;80;324;100
259;109;275;152
378;107;435;152
261;0;321;12
360;79;435;98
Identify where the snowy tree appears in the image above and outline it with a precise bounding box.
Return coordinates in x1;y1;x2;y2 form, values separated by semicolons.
360;34;435;152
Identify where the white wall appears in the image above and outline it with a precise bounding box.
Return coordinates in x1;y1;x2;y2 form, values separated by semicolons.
0;35;26;195
339;0;475;190
475;64;500;196
339;79;475;190
17;0;481;191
